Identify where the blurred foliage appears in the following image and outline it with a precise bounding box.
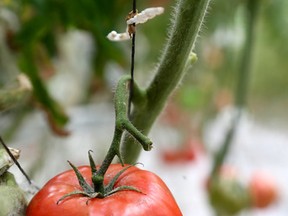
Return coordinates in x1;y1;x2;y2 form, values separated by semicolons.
0;1;286;215
0;0;287;135
1;0;134;132
172;0;288;121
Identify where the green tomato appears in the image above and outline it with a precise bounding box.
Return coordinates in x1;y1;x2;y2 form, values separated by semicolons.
208;175;251;215
0;172;27;216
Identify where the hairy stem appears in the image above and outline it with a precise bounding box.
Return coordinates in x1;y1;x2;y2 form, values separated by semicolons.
122;0;211;164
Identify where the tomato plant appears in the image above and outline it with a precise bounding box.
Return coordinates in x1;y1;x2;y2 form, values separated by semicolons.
26;164;182;216
26;75;182;216
249;172;278;208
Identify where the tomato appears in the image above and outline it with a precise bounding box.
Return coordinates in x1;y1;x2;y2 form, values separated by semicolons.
217;165;237;180
205;165;237;189
206;165;250;215
249;172;278;208
0;172;27;215
161;138;203;164
26;164;182;216
162;150;184;162
162;147;196;163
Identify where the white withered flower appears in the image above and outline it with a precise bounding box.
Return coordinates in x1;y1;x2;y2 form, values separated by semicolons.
107;7;164;42
107;30;130;41
126;7;164;25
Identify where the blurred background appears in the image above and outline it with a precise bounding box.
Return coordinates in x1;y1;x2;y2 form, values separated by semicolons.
0;0;287;215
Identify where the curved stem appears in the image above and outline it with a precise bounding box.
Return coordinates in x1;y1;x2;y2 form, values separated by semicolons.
121;0;211;164
93;76;152;190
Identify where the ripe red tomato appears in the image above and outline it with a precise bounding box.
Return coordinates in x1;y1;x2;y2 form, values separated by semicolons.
249;172;278;208
161;138;203;164
162;150;183;162
162;147;196;163
26;164;182;216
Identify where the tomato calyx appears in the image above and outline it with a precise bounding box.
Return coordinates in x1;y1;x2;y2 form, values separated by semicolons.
57;152;142;204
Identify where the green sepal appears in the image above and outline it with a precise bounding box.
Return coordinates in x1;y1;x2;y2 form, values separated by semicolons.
67;161;94;193
57;190;100;205
115;149;124;166
106;185;143;197
105;164;134;193
104;164;143;197
58;161;143;204
88;150;97;175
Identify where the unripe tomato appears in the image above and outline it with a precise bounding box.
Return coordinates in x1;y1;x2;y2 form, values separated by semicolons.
206;165;250;215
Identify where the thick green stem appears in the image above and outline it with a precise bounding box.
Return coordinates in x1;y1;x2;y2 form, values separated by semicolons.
211;0;259;176
122;0;211;164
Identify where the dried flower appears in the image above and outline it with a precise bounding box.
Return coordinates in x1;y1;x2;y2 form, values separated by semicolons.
107;7;164;42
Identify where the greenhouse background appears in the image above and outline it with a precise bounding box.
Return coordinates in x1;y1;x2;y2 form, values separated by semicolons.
0;0;288;215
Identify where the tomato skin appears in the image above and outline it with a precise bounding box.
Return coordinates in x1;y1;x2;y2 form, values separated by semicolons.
249;172;278;208
26;164;182;216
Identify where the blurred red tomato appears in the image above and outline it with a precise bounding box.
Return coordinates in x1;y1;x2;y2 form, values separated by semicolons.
249;172;278;208
161;138;203;163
